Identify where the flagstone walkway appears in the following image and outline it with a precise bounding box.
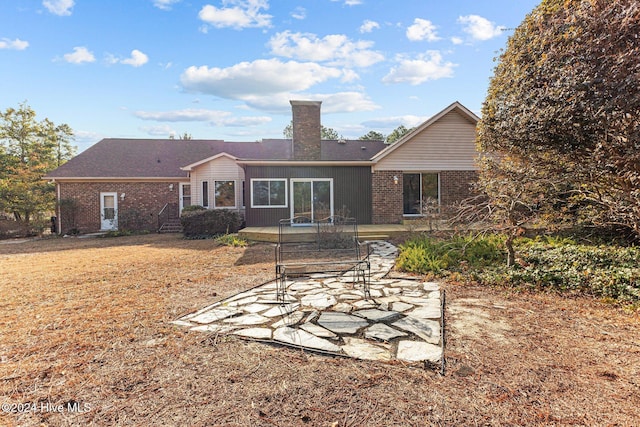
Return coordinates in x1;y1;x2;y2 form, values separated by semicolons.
173;241;443;365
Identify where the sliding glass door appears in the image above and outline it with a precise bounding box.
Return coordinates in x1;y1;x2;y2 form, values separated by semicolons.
291;179;332;222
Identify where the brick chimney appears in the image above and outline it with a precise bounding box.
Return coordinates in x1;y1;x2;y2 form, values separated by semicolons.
290;100;322;161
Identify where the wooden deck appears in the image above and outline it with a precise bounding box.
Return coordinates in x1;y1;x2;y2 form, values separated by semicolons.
238;223;434;242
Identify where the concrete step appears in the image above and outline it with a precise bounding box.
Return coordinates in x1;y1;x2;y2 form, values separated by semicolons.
159;220;183;233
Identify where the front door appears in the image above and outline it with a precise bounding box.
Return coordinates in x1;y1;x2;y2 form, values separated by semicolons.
291;179;332;222
100;192;118;230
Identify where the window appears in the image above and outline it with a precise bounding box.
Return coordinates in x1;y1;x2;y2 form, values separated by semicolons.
241;181;245;208
214;180;236;208
403;173;439;215
202;181;209;207
251;179;287;208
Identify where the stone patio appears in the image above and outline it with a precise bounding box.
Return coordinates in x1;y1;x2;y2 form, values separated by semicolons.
173;241;444;365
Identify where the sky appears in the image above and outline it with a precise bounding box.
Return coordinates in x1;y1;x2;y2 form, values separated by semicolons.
1;0;540;152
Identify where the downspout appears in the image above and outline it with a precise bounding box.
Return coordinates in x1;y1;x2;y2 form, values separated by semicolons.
55;180;62;235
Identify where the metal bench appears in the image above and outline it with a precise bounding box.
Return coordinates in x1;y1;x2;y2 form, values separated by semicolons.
274;215;371;303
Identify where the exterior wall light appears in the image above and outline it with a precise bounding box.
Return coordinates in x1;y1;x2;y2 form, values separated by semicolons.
169;184;174;191
120;193;126;200
393;175;399;185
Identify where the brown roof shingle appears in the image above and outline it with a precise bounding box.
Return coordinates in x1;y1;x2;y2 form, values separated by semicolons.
45;137;387;179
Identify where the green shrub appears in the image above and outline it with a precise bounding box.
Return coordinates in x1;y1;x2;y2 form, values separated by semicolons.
181;209;242;238
486;242;640;303
215;234;248;247
397;233;639;305
396;233;504;273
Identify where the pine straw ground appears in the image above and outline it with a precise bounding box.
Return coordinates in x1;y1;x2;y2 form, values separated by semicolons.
0;234;639;427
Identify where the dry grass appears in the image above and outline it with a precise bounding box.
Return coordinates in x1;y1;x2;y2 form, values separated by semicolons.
1;233;639;426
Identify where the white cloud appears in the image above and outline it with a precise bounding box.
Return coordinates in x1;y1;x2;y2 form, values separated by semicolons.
317;92;379;113
135;108;271;127
181;59;347;99
106;50;149;67
63;46;95;64
73;130;103;151
152;0;181;10
290;7;306;20
141;124;177;137
43;0;74;16
451;36;463;45
198;0;272;30
268;31;384;68
0;38;29;50
458;15;504;41
382;51;455;85
362;115;427;129
406;18;439;42
242;91;379;114
135;108;231;122
121;49;149;67
359;20;380;33
344;0;363;5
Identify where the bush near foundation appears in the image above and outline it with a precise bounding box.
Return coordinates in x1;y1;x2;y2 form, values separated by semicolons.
180;208;242;238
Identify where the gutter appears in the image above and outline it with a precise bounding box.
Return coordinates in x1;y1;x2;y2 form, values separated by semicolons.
237;160;375;166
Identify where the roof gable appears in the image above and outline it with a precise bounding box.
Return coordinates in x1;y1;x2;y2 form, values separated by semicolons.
371;101;479;163
181;152;239;171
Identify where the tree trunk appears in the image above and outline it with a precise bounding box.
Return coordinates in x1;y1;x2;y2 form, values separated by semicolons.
505;232;515;267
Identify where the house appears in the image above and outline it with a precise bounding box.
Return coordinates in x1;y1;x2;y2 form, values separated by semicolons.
44;100;479;234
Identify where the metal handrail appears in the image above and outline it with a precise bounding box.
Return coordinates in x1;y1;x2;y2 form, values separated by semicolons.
157;203;169;232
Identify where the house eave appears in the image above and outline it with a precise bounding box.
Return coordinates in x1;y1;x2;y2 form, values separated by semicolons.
237;160;375;167
43;177;189;183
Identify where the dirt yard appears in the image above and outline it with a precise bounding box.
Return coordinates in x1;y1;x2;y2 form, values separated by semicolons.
1;233;638;426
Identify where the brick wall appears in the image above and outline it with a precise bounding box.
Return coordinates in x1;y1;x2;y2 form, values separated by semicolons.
371;170;478;224
440;170;478;206
57;181;180;234
291;100;322;161
372;170;403;224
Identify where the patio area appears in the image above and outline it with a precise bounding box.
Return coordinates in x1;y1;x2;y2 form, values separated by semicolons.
173;241;444;368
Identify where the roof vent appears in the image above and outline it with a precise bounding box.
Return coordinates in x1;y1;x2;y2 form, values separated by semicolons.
337;138;346;144
361;146;366;150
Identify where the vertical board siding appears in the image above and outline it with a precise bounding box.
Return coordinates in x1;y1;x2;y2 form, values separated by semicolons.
244;165;372;226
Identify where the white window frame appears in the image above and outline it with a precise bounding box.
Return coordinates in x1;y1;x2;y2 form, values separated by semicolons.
201;181;209;208
289;178;334;221
179;183;191;213
100;191;118;231
214;180;237;209
250;178;288;208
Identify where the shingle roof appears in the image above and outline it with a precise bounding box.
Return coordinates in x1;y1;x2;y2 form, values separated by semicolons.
321;139;388;161
45;137;388;179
